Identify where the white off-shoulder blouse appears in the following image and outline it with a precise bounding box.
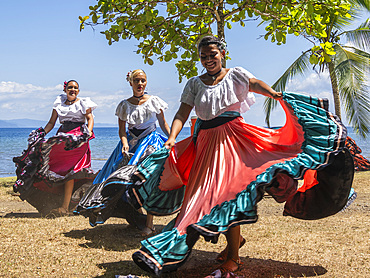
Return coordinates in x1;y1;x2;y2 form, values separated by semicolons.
115;95;168;129
53;94;97;123
180;67;256;120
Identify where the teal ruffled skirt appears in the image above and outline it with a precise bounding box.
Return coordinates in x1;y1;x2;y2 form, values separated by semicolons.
128;92;354;275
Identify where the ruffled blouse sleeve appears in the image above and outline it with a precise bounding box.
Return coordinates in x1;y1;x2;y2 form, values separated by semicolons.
115;100;129;121
149;96;168;113
79;97;97;114
53;94;66;110
233;66;255;82
231;67;256;111
180;77;197;107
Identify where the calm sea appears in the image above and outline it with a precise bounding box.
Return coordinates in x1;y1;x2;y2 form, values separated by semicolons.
0;127;190;178
0;127;368;178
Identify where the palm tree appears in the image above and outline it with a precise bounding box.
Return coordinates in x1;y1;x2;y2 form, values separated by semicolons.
264;0;370;138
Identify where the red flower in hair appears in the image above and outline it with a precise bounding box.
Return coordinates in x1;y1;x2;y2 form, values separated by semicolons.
126;71;132;82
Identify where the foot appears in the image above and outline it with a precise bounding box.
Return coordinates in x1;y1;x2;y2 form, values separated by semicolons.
219;258;242;273
216;236;246;262
140;226;156;237
49;207;72;217
205;258;243;278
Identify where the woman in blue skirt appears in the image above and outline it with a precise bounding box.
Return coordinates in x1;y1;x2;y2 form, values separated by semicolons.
75;69;170;236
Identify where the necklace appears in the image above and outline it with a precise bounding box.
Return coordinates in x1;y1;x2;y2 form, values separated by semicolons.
207;69;222;81
133;93;145;99
66;98;77;105
133;92;147;102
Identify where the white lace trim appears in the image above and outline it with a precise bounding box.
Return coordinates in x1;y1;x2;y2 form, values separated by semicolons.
53;94;97;123
180;67;256;120
115;95;168;125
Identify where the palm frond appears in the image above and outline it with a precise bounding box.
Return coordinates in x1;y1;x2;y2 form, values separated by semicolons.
334;46;370;137
334;1;370;29
263;50;312;127
343;18;370;51
263;97;279;128
349;0;370;11
342;45;370;59
271;50;311;91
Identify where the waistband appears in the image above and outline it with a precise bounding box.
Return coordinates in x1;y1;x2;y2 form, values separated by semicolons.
193;111;241;144
60;121;85;132
199;116;239;130
129;127;146;137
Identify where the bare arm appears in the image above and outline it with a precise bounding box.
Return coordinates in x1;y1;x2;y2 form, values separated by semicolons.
85;108;94;134
156;110;170;137
118;118;129;152
164;102;193;149
249;78;282;100
43;109;58;134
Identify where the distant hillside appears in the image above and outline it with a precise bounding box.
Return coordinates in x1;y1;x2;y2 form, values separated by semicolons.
0;120;14;128
94;122;117;127
0;119;46;128
0;119;116;128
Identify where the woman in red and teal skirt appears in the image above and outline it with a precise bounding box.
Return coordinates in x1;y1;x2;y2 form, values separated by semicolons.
126;36;354;277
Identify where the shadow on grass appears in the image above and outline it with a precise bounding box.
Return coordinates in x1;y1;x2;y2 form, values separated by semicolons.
92;249;327;278
236;256;327;278
95;260;149;278
3;212;41;218
64;223;167;252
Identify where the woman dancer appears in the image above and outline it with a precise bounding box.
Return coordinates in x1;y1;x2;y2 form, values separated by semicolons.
76;69;170;236
129;35;353;277
13;80;97;216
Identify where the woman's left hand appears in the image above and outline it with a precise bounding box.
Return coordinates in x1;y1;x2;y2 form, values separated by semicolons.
164;138;176;150
272;91;283;100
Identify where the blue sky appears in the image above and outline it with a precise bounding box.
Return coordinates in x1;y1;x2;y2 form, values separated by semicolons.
0;0;367;127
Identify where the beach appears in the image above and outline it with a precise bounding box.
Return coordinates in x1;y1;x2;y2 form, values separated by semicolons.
0;172;369;278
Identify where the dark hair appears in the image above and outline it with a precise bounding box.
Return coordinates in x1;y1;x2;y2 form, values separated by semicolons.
197;35;226;53
63;80;79;91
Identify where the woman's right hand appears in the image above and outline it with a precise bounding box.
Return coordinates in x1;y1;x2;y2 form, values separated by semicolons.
164;138;176;150
122;144;129;153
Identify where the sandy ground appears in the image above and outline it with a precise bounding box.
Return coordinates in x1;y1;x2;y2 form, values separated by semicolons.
0;172;369;278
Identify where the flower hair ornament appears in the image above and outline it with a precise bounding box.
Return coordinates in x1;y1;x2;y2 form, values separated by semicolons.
219;38;228;52
63;81;68;91
126;71;133;82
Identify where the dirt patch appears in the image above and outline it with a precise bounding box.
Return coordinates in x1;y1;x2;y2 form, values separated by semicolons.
0;173;369;277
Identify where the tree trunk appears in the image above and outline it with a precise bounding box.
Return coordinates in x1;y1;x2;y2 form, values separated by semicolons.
328;62;341;119
216;1;226;68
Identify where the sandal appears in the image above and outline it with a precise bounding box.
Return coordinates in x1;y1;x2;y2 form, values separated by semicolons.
205;258;243;278
216;236;246;262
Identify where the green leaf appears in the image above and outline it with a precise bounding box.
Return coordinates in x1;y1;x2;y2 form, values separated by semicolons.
309;54;319;64
307;3;314;16
78;0;358;87
147;57;154;65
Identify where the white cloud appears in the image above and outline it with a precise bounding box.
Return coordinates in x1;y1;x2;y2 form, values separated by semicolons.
0;81;88;122
0;81;180;125
0;73;350;127
286;72;331;95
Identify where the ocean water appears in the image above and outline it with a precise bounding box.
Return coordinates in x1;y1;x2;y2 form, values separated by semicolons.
0;127;191;178
0;126;368;178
